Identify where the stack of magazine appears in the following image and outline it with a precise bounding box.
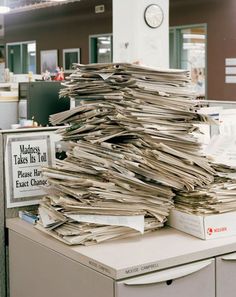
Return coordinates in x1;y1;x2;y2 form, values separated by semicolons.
35;63;214;245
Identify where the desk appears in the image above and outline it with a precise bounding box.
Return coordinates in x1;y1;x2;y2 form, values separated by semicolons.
7;218;236;297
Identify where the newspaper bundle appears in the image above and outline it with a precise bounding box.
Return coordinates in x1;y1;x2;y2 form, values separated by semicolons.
36;63;214;245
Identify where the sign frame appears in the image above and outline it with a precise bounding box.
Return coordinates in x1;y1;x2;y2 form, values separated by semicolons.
4;132;55;208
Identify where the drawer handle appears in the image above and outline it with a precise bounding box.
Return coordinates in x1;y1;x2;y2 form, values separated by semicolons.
222;254;236;261
123;259;213;286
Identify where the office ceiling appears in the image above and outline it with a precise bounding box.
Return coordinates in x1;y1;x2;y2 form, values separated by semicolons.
5;0;82;13
6;0;218;14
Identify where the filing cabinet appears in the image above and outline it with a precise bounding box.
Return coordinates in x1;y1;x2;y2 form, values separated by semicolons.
216;252;236;297
9;230;215;297
7;219;236;297
116;259;215;297
8;231;113;297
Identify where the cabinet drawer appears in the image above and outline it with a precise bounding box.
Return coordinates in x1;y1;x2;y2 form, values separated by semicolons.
115;259;215;297
216;252;236;297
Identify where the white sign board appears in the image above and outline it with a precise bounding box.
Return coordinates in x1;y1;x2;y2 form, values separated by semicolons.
225;67;236;75
225;76;236;84
5;132;55;208
225;58;236;66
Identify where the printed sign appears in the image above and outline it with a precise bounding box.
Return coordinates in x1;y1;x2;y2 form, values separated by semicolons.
5;132;55;208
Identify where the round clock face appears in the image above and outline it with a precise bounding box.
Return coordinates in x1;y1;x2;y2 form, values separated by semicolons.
144;4;164;28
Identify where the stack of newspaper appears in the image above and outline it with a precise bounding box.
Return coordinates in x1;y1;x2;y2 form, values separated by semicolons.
175;178;236;215
36;63;214;245
175;181;236;215
174;161;236;215
174;132;236;215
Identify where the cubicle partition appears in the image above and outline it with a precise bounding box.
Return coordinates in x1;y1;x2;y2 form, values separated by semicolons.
0;100;18;130
0;127;59;297
18;81;70;126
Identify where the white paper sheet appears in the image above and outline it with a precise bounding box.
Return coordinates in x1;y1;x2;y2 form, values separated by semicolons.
205;134;236;167
198;106;222;120
219;109;236;136
98;73;114;80
39;207;57;228
65;214;145;233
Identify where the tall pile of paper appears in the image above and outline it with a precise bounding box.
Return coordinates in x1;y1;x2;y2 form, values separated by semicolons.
36;63;214;245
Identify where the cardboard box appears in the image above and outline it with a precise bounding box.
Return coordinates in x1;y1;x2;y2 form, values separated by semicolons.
168;209;236;240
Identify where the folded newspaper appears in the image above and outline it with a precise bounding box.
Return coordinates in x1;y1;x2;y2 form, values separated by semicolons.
35;63;214;245
175;155;236;215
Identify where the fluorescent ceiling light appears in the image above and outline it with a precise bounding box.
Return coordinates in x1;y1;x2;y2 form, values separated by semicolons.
100;40;110;44
183;34;206;40
28;43;36;52
99;49;110;54
0;5;10;13
183;43;205;50
99;37;110;40
0;0;10;13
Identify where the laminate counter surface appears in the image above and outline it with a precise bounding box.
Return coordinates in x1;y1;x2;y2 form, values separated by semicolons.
7;218;236;279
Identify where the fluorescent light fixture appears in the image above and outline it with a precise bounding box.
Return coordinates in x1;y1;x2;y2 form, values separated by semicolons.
183;42;205;50
100;40;110;45
28;43;36;52
183;34;206;40
99;49;110;54
0;5;10;13
99;37;110;40
0;0;10;13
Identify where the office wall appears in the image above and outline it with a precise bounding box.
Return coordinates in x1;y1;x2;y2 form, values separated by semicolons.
2;0;112;73
3;0;235;101
113;0;169;68
170;0;236;101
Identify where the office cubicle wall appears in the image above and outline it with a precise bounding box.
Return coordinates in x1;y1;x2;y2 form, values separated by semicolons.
0;101;18;130
0;127;59;297
0;133;6;297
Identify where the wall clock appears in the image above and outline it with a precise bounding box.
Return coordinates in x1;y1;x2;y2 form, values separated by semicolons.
144;4;164;28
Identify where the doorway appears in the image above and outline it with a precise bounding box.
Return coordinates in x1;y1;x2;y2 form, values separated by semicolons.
89;34;113;63
170;24;207;97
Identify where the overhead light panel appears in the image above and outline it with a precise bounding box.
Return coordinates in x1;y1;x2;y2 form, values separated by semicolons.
183;34;206;40
0;0;10;13
5;0;81;13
